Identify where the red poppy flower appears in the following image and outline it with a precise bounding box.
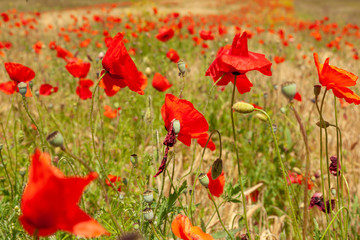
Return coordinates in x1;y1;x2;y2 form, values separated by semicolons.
274;56;285;64
161;94;209;146
101;32;144;96
200;30;214;40
152;73;172;92
287;171;313;190
76;79;93;100
1;13;9;22
155;27;174;42
32;41;43;54
166;48;180;63
294;92;302;102
314;53;360;104
104;105;119;119
207;168;225;198
171;214;214;240
19;149;110;237
105;174;121;191
0;81;16;94
56;46;73;60
39;84;58;96
5;62;35;83
65;60;91;79
205;32;272;94
195;133;216;151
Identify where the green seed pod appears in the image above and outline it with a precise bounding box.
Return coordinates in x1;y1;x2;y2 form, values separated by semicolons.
177;59;186;76
232;102;255;114
331;188;336;196
143;190;154;204
211;158;223;180
130;154;138;167
19;167;27;177
29;81;33;90
133;222;140;230
35;90;40;97
314;85;321;97
17;130;24;144
46;131;64;149
172;119;180;135
281;82;297;100
143;208;154;222
199;173;209;188
18;82;27;96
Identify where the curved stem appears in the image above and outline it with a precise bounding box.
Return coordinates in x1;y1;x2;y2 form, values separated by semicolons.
151;222;164;240
254;108;301;239
230;74;250;238
207;188;234;240
320;207;349;240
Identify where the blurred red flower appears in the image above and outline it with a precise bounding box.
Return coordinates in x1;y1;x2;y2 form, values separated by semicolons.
39;84;58;96
156;27;174;42
200;30;214;40
66;60;91;79
104;105;120;119
207;168;225;198
19;149;110;237
152;73;172;92
172;214;214;240
76;79;93;100
166;48;180;63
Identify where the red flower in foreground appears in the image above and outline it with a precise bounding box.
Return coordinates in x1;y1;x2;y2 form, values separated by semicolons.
5;62;35;83
19;149;110;237
171;214;214;240
66;60;91;79
101;32;144;96
207;168;225;198
156;27;174;42
166;48;180;63
314;53;360;104
205;32;272;94
152;73;172;92
39;84;58;96
0;81;16;94
76;79;93;100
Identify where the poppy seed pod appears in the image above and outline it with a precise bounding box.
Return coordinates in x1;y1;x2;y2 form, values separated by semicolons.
29;81;33;90
314;85;321;97
232;102;254;114
199;173;209;188
172;119;181;135
143;190;154;204
119;191;125;201
281;82;297;100
46;131;64;149
177;59;186;77
143;208;154;222
18;82;27;96
130;154;138;167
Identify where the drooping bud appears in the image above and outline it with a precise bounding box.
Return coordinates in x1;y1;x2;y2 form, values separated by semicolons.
316;120;330;128
314;85;321;97
46;131;64;149
143;190;154;204
18;82;27;96
143;208;154;222
211;158;223;180
281;82;297;100
232;102;254;114
199;173;209;188
254;113;267;122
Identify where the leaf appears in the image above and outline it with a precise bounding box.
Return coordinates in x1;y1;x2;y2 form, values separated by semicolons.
200;218;206;233
211;158;223;180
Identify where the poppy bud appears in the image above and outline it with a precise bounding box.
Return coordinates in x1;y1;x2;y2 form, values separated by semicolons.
133;222;140;230
114;102;120;109
143;190;154;204
143;208;154;222
292;167;302;175
46;131;64;149
119;191;125;201
331;187;336;196
314;85;321;97
35;90;39;97
18;82;27;96
172;119;180;134
232;102;254;114
316;120;330;128
254;113;267;122
19;167;27;177
29;81;33;90
280;107;286;114
130;154;138;167
177;59;186;77
145;67;152;76
199;173;209;188
211;158;223;180
17;130;24;144
281;82;296;100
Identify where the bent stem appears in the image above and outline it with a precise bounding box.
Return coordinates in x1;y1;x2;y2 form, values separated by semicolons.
230;74;250;238
320;207;349;240
207;189;234;240
61;148;123;235
254;108;301;239
290;104;310;240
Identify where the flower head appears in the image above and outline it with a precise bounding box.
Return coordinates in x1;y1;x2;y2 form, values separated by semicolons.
171;214;214;240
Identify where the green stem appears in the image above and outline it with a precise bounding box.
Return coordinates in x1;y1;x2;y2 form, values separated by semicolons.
254;108;301;239
207;188;234;240
320;207;349;240
151;222;164;240
230;74;250;238
0;149;13;200
32;229;38;240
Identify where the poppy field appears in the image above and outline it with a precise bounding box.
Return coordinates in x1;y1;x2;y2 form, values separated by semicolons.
1;0;360;239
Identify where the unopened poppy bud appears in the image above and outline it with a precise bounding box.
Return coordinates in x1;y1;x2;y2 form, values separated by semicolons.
17;131;24;143
35;90;39;97
145;67;152;76
143;190;154;204
232;102;254;114
177;59;186;76
46;131;64;149
29;81;33;90
331;187;336;196
211;158;223;180
19;167;27;177
119;191;125;201
281;82;297;100
172;119;180;134
199;173;209;188
113;102;120;109
143;208;154;222
254;113;267;122
280;107;286;114
314;85;321;97
130;154;138;167
316;120;330;128
292;167;302;175
133;222;140;230
18;82;27;96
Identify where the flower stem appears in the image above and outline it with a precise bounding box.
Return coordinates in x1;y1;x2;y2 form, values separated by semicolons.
320;207;349;240
0;149;13;200
230;74;251;238
207;188;234;240
151;222;164;240
254;108;301;239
